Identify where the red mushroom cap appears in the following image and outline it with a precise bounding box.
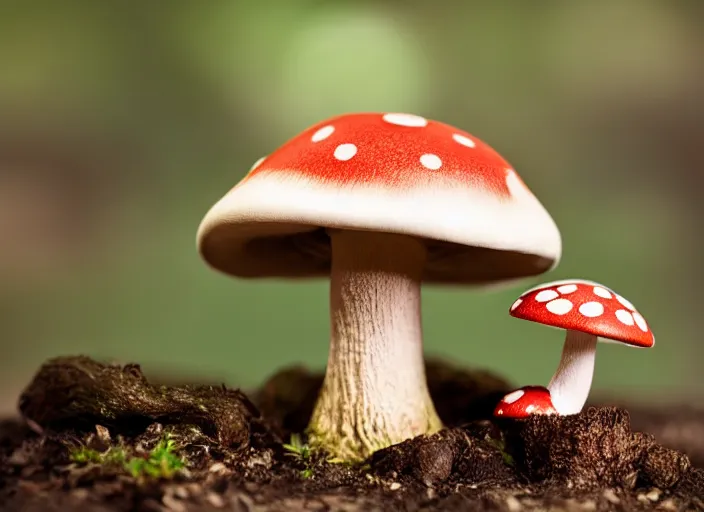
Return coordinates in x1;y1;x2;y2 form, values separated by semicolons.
246;113;515;192
494;386;557;418
197;112;561;282
509;279;654;348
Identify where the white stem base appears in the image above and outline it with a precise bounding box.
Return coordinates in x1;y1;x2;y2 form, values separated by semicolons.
547;330;598;415
308;230;442;461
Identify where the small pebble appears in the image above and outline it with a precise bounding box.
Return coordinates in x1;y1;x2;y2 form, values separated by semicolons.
71;488;89;501
645;488;661;502
658;498;678;511
235;492;255;510
173;486;189;499
206;492;226;508
603;489;620;504
564;499;595;511
389;482;401;491
209;462;228;473
162;493;187;512
95;424;111;443
8;450;29;466
186;483;203;496
505;495;522;511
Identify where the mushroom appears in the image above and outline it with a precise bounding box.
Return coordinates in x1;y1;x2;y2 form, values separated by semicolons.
509;279;655;416
494;386;557;418
197;112;562;461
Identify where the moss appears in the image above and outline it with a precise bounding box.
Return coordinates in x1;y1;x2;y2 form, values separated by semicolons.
69;446;104;464
69;434;185;479
305;425;388;464
124;436;185;479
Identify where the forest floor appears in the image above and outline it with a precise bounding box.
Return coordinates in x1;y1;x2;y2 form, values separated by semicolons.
0;356;702;511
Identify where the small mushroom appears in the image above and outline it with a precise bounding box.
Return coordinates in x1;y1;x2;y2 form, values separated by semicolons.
197;112;562;460
509;279;655;415
494;386;557;418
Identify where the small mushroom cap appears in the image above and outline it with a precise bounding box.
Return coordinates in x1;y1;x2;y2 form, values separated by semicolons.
197;112;561;284
493;386;557;418
509;279;654;348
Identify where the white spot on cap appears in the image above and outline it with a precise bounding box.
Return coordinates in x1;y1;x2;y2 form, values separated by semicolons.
633;312;648;332
382;113;428;127
497;409;504;415
452;133;476;148
503;389;525;404
557;284;578;294
616;294;636;311
546;298;573;315
510;298;523;311
535;290;559;302
579;301;604;317
311;125;335;142
615;309;634;326
248;156;266;173
593;287;612;299
420;154;442;170
525;404;536;414
334;143;357;161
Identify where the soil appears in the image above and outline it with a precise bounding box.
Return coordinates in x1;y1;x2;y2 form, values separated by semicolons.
0;356;702;511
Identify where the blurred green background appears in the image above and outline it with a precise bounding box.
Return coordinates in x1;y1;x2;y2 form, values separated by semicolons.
1;1;702;415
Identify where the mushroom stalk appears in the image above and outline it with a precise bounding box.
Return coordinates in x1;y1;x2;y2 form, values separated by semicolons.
308;229;442;460
547;330;598;415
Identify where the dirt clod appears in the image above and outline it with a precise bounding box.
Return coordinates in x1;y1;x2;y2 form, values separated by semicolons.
502;406;693;490
18;356;261;448
641;442;691;489
371;428;471;486
1;356;703;511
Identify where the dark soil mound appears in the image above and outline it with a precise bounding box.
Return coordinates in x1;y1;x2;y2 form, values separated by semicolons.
0;356;702;511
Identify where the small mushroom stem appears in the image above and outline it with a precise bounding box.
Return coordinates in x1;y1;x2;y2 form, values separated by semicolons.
308;229;442;461
547;330;598;415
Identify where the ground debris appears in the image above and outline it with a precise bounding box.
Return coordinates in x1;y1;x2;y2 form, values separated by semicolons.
0;356;702;511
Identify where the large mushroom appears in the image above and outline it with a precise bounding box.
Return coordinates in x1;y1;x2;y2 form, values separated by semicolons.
197;112;562;461
509;279;655;415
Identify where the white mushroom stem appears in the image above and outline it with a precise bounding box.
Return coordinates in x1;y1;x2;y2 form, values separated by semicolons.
308;229;442;460
547;330;598;415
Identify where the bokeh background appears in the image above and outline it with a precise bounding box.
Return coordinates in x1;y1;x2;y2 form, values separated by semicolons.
1;1;702;415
